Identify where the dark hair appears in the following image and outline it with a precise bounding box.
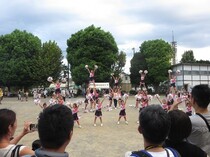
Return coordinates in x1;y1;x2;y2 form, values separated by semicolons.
32;139;41;151
38;104;74;149
0;109;16;139
139;105;171;144
168;110;191;143
191;84;210;108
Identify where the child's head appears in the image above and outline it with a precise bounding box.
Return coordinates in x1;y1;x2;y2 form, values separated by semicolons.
43;103;47;109
162;98;167;104
73;103;78;108
32;139;41;151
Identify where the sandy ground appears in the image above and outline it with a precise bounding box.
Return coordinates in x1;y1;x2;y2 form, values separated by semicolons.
0;96;187;157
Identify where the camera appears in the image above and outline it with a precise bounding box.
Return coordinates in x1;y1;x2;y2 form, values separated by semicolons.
30;123;38;131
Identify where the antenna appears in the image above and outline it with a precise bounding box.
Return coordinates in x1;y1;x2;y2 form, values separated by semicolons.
171;31;177;65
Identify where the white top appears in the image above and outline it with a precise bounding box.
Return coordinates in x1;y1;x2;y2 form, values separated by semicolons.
0;144;26;157
125;148;175;157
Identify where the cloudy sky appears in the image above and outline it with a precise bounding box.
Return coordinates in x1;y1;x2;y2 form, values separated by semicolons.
1;0;210;73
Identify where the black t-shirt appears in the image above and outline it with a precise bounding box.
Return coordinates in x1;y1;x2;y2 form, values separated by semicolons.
163;139;207;157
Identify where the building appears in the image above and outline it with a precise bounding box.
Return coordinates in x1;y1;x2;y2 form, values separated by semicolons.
120;73;132;92
172;63;210;91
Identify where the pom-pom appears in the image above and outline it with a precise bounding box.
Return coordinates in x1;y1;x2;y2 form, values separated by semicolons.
47;76;53;82
144;70;148;74
85;65;88;69
168;69;172;73
176;70;180;74
94;65;98;69
111;73;114;76
123;93;129;99
139;70;143;73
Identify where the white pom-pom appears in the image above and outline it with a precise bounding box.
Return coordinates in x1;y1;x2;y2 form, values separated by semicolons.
123;93;129;99
94;65;98;69
85;65;88;69
139;70;143;73
168;69;172;73
144;70;148;74
176;70;180;74
47;76;53;82
111;73;114;76
61;78;66;83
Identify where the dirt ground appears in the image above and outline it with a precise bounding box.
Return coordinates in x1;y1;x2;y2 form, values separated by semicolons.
0;96;186;157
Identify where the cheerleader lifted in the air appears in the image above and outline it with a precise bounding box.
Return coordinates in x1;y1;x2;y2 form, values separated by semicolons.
168;69;180;93
139;70;148;90
85;64;98;87
111;73;120;88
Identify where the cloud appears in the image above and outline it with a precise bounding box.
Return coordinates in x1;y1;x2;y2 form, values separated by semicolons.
1;0;210;73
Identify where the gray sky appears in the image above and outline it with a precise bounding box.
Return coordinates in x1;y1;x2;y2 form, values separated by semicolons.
1;0;210;73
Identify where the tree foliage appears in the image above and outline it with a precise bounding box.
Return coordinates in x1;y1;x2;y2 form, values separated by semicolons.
130;39;173;89
66;25;119;86
0;30;63;89
180;50;196;63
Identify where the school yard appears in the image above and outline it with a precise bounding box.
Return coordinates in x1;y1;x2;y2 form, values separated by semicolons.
0;96;187;157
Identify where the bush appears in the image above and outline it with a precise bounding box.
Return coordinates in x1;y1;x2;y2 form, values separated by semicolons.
129;90;137;95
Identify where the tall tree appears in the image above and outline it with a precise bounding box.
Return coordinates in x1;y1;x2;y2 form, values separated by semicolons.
180;50;196;63
0;30;63;89
130;52;147;88
0;29;42;88
66;25;118;86
131;39;173;89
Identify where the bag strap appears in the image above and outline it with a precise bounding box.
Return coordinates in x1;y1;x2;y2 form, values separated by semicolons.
196;113;210;132
10;144;22;157
166;147;181;157
3;145;15;157
131;150;153;157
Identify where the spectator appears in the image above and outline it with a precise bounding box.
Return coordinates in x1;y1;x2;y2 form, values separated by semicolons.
164;110;207;157
187;84;210;156
0;87;3;104
125;105;180;157
31;104;74;157
0;109;34;156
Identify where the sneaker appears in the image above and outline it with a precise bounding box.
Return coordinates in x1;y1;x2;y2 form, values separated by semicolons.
94;124;96;127
136;121;139;124
101;123;103;127
117;121;120;125
125;121;128;124
78;125;82;128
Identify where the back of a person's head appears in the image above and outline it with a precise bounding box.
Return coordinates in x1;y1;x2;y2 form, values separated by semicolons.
191;84;210;108
139;104;171;144
0;109;16;139
38;104;74;149
168;110;191;143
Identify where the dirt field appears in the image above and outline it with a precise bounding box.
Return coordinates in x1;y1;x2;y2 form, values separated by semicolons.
0;96;186;157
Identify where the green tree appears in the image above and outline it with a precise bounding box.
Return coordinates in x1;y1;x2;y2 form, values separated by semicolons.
132;39;173;89
0;29;42;89
66;25;118;86
180;50;196;63
36;41;63;86
0;30;63;89
130;52;147;88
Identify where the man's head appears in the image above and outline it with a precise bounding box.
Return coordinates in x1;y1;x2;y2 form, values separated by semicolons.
138;105;171;145
191;84;210;109
38;104;74;150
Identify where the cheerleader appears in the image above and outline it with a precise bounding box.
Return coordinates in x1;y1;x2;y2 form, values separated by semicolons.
135;90;143;108
34;90;41;107
139;70;148;90
49;94;57;106
70;103;82;128
111;74;120;88
84;88;91;112
85;65;98;86
117;97;128;124
139;90;149;111
107;88;114;111
94;97;105;127
155;94;168;111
